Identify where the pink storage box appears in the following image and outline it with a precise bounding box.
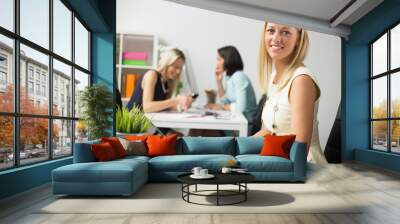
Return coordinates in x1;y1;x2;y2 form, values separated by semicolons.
122;52;148;60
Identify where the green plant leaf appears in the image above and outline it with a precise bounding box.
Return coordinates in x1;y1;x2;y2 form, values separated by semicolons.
79;84;113;140
115;104;151;134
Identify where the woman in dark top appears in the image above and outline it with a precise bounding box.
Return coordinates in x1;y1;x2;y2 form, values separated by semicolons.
127;48;192;112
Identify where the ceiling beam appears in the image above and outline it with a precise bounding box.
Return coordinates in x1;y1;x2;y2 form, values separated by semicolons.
165;0;351;38
330;0;368;27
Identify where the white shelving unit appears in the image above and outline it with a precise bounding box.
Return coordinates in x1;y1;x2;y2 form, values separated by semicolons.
116;33;160;102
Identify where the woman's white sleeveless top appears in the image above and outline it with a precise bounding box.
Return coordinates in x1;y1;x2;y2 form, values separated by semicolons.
261;67;327;164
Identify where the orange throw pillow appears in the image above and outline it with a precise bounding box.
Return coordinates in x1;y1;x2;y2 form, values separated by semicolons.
101;137;126;158
146;134;177;157
260;134;296;159
91;142;117;161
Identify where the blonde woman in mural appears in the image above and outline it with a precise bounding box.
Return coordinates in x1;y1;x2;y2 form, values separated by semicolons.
253;22;327;164
127;48;192;112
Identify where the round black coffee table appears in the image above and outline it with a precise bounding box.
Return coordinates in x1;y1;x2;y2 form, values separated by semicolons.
177;173;255;206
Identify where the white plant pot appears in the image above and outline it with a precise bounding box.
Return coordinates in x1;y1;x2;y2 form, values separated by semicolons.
116;132;148;138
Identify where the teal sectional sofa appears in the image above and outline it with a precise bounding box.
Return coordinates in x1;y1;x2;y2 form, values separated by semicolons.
52;137;307;196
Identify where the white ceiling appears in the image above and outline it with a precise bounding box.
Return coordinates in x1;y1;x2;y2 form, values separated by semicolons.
226;0;352;22
165;0;384;38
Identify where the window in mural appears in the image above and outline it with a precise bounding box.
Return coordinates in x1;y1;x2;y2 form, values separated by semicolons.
0;0;91;170
370;23;400;154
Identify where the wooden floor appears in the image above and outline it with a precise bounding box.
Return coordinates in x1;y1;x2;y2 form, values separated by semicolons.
1;162;400;224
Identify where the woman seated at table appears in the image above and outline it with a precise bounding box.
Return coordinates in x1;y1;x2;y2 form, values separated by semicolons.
127;48;193;112
207;46;258;131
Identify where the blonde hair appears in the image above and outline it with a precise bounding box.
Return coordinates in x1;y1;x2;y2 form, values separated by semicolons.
258;22;309;93
156;47;185;98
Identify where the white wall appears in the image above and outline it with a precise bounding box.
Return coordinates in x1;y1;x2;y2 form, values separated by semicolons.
117;0;341;149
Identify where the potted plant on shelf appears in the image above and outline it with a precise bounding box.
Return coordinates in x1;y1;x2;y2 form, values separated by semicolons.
116;105;152;136
79;84;113;140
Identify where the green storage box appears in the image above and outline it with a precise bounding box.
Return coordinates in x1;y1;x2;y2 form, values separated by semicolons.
122;59;147;66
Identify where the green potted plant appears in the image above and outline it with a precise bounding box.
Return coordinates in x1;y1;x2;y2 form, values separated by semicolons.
79;84;113;140
116;105;152;135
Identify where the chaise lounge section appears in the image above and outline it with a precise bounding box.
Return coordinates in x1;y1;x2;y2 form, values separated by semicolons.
52;140;149;196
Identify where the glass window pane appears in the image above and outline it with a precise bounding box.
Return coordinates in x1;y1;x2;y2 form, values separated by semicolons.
0;0;14;31
53;59;72;117
392;120;400;153
391;120;400;153
74;69;89;118
75;18;89;70
372;77;387;119
75;120;88;143
392;72;400;118
20;117;49;165
53;0;72;60
0;35;14;112
20;0;49;49
391;24;400;70
372;33;387;76
372;121;388;151
20;44;49;115
0;116;14;170
53;119;72;158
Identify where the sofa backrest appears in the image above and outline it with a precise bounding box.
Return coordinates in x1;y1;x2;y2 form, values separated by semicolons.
235;137;263;155
73;137;265;161
177;137;235;155
73;140;100;163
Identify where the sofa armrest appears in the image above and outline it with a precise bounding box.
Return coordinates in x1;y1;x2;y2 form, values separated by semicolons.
289;142;307;181
73;141;99;163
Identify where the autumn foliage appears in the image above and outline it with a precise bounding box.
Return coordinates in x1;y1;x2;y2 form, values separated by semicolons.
0;85;59;151
372;99;400;141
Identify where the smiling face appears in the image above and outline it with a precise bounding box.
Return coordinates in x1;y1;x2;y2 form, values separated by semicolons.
215;53;225;74
265;23;299;64
165;57;184;80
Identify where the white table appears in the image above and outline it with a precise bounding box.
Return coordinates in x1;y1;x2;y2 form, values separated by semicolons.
145;110;248;136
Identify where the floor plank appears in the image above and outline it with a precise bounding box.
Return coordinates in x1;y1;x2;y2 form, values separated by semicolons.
1;162;400;224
